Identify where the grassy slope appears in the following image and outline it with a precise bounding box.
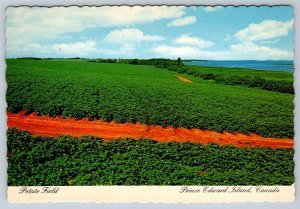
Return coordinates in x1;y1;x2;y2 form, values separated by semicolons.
7;129;294;186
188;65;293;81
6;59;294;138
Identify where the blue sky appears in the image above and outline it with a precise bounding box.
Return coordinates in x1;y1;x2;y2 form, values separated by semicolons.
6;6;294;60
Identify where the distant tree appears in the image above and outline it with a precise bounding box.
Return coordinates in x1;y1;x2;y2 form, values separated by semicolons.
176;57;182;66
129;59;139;65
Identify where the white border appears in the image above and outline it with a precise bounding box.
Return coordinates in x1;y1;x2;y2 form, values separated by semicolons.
1;0;299;208
7;186;295;203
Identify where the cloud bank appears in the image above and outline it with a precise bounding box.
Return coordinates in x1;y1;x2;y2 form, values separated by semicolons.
167;16;196;27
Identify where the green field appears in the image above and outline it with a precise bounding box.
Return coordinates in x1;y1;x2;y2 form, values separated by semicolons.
6;58;295;186
7;129;294;186
187;65;293;81
6;59;294;138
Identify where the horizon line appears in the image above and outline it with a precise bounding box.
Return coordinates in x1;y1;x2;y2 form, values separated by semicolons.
5;57;294;62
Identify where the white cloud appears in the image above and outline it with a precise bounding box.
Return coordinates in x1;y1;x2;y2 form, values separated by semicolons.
235;19;293;42
6;6;185;56
6;7;293;60
102;44;136;56
152;45;202;58
52;41;136;58
230;42;293;60
223;34;232;41
152;45;234;60
6;42;51;58
223;18;294;60
104;28;164;44
203;6;223;12
167;16;196;27
151;43;293;60
6;6;184;37
258;39;280;45
174;35;214;48
53;40;97;56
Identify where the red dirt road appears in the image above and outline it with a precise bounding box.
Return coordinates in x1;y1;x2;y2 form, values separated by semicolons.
7;111;293;149
177;75;193;83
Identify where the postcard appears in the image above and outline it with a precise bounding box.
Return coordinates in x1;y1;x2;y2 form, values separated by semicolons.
5;5;294;203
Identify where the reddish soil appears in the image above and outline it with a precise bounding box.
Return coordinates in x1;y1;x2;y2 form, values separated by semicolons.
177;75;193;83
7;111;293;149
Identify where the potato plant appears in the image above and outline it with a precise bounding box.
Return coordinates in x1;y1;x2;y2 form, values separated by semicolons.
7;129;294;186
6;59;294;138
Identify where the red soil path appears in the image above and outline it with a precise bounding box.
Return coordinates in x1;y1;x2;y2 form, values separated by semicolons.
177;75;193;83
7;111;293;149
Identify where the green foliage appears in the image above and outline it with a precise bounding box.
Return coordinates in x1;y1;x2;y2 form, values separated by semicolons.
261;80;294;93
166;65;294;94
6;59;294;138
186;65;293;81
87;58;178;67
7;129;294;186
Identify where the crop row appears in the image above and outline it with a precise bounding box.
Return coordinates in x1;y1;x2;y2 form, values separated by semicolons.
7;128;294;186
6;59;294;138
